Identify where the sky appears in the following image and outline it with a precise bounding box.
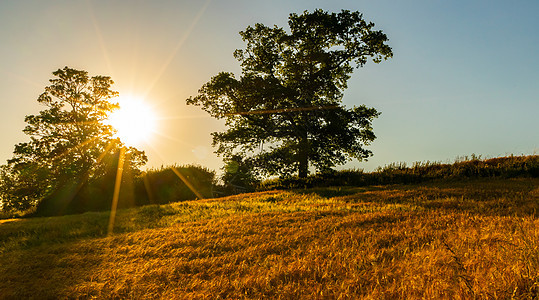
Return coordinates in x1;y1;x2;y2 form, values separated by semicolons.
1;0;538;174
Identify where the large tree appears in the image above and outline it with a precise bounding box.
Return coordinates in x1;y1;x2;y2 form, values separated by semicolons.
187;9;392;178
0;67;147;214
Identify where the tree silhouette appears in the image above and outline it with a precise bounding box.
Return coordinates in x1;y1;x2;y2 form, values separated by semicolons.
187;9;392;178
0;67;147;214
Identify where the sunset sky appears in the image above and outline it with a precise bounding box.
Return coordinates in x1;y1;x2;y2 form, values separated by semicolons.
1;0;538;174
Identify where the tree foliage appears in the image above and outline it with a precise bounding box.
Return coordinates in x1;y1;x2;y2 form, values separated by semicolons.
0;67;147;214
187;9;392;178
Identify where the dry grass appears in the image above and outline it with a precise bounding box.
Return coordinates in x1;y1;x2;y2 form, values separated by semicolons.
1;178;539;299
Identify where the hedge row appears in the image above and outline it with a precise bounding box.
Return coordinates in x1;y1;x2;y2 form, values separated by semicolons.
259;155;539;190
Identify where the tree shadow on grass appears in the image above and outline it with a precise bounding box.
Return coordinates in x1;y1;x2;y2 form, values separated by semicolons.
293;178;539;219
0;208;167;298
0;238;105;298
297;185;387;199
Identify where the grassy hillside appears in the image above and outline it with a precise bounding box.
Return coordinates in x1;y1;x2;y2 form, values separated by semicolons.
1;178;539;299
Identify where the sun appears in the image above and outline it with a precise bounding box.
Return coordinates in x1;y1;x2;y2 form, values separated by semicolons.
107;96;158;147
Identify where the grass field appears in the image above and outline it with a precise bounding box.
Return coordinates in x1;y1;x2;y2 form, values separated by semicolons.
1;178;538;299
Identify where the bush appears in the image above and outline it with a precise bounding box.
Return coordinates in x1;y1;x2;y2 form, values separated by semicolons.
135;164;217;205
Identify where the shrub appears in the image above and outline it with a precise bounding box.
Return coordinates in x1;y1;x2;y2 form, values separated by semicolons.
135;164;217;205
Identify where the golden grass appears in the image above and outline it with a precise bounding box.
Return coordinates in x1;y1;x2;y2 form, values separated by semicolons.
1;178;538;299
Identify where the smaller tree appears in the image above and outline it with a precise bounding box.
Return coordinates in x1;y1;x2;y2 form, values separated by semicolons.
0;67;146;215
221;154;259;194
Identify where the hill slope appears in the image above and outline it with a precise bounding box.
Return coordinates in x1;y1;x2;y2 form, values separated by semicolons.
1;178;538;299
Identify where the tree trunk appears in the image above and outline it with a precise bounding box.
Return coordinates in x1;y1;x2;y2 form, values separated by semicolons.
298;133;309;178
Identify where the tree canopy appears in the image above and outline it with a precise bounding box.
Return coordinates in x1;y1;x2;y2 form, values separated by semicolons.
187;9;392;178
0;67;147;214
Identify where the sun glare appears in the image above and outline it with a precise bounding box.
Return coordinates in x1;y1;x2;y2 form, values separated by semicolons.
107;96;157;147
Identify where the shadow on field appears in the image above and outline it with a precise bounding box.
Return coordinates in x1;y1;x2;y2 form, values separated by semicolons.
299;186;381;198
295;178;539;218
0;202;195;297
0;228;107;298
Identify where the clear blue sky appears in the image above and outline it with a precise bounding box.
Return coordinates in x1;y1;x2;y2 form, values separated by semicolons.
1;0;538;173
